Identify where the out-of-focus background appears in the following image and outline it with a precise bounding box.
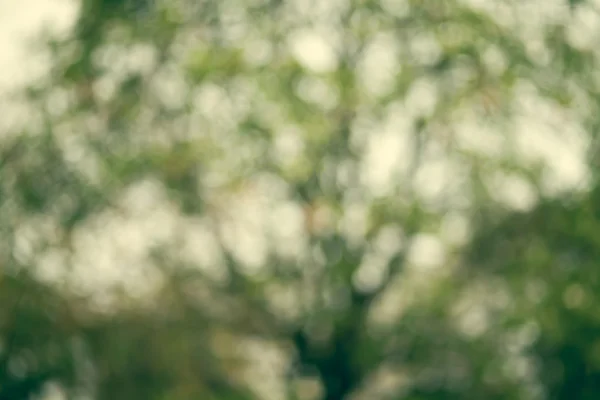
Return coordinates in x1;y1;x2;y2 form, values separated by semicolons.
2;0;600;399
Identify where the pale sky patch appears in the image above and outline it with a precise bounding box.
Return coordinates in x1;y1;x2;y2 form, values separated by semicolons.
0;0;77;92
288;29;339;74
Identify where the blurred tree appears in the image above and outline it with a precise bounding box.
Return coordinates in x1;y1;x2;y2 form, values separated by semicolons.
466;186;600;400
3;0;600;399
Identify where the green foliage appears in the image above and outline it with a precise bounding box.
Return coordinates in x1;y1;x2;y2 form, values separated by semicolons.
3;0;600;399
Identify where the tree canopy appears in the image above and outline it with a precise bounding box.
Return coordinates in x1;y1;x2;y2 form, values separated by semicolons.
2;0;600;399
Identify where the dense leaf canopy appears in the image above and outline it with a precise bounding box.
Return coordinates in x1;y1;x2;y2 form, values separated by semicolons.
2;0;600;399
